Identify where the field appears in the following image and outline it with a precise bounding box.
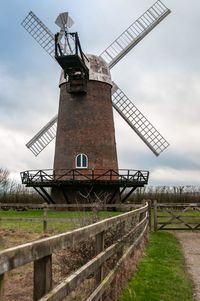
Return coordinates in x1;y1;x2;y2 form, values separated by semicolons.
0;209;120;237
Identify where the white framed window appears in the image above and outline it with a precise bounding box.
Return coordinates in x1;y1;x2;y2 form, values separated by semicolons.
75;153;88;168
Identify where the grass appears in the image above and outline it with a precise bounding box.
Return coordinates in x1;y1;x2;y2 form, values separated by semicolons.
0;209;120;233
119;232;195;301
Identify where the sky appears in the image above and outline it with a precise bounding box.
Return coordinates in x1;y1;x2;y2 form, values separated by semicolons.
0;0;200;186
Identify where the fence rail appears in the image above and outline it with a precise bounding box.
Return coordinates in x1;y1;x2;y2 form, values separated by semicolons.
0;203;149;301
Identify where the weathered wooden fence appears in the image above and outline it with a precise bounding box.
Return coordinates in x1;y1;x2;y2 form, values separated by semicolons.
0;202;149;301
153;201;200;231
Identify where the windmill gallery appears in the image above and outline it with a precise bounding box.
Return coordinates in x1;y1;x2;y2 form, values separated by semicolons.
20;1;171;204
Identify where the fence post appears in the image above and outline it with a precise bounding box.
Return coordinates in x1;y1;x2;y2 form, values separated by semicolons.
139;200;146;222
147;200;152;231
43;207;48;233
153;200;158;231
33;255;52;301
117;221;125;258
0;274;4;301
95;231;105;284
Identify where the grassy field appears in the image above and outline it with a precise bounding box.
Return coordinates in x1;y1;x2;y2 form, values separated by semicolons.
0;209;120;234
119;232;195;301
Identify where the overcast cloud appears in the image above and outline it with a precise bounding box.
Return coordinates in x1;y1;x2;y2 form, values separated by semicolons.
0;0;200;186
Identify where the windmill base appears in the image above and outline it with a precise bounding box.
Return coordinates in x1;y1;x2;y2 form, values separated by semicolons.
51;185;121;204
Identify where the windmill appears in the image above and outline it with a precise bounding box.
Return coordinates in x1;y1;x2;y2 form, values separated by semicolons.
20;1;171;204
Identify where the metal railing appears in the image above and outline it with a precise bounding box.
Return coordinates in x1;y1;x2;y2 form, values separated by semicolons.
21;169;149;185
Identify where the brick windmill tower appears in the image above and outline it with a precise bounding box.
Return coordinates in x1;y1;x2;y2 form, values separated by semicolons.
21;2;171;204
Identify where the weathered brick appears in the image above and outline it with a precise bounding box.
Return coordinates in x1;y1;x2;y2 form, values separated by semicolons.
52;80;119;203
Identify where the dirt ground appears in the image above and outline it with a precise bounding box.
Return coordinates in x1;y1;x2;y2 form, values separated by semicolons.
176;232;200;301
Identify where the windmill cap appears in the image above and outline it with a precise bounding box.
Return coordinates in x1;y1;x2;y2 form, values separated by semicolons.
55;12;74;29
59;54;112;86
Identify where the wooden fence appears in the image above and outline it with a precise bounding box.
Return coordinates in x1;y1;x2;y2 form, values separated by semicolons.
153;201;200;231
0;202;149;301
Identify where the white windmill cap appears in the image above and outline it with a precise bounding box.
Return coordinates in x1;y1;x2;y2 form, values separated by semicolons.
55;12;74;30
59;55;112;87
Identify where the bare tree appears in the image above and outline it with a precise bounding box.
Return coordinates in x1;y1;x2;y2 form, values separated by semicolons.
0;168;9;192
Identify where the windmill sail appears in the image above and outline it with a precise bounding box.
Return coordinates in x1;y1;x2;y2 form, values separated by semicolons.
26;115;57;156
21;11;55;58
112;83;169;156
100;1;171;69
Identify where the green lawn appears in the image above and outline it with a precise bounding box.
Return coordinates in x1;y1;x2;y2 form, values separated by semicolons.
0;209;120;233
119;232;195;301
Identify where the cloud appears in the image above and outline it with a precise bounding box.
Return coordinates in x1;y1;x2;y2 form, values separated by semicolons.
0;125;55;181
0;65;56;180
0;64;59;133
150;167;200;186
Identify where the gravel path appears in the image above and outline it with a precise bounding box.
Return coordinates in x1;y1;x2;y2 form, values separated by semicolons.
176;232;200;301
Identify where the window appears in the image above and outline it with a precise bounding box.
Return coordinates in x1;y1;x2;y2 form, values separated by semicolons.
75;153;88;168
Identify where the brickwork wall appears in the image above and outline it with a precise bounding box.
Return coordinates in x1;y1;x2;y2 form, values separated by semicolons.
53;80;118;171
52;80;119;203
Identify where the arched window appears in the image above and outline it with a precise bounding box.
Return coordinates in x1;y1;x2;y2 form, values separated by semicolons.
75;153;88;168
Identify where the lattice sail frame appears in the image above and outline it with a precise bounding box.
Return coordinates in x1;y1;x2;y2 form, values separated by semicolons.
111;83;169;156
21;11;55;58
22;0;171;157
26;115;57;156
100;0;170;68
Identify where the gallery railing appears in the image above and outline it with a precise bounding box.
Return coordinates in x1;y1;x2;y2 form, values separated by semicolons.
21;169;149;185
